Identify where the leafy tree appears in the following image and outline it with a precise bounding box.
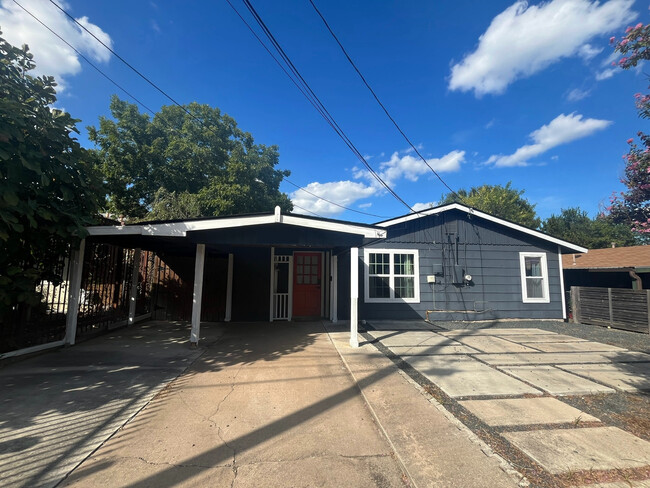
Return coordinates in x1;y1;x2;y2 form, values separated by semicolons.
89;96;293;221
0;32;100;315
607;23;650;235
440;182;540;228
541;207;636;249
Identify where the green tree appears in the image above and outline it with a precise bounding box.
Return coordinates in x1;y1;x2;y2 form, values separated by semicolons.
541;207;636;249
0;32;100;314
89;96;293;221
440;182;540;228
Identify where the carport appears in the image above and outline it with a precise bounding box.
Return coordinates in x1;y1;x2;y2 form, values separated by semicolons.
65;207;386;348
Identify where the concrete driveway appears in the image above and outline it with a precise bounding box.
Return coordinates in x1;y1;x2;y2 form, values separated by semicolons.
1;320;524;488
365;323;650;482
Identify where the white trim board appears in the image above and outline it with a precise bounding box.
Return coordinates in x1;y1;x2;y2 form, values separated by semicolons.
375;203;587;253
87;210;386;239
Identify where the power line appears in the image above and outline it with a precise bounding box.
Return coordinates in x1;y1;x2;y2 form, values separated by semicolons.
308;0;462;201
11;0;157;116
284;178;388;218
33;0;407;217
235;0;415;213
291;203;324;218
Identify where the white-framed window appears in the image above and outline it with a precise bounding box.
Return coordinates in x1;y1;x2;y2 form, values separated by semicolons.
519;252;550;303
364;249;420;303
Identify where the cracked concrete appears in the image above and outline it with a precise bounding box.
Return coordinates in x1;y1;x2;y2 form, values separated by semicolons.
60;322;409;487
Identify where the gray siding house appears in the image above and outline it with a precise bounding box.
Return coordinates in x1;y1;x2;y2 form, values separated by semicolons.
82;203;586;347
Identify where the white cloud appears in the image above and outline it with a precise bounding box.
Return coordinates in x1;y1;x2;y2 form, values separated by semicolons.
596;67;617;80
412;202;437;212
355;150;465;187
566;88;591;101
358;202;373;209
449;0;636;96
290;181;376;217
0;0;112;90
577;43;603;60
487;112;611;167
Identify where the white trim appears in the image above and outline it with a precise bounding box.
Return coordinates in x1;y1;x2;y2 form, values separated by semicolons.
0;340;65;360
558;245;567;319
324;252;330;318
288;255;294;321
87;213;385;239
363;248;420;304
190;244;205;344
128;248;141;325
64;239;85;346
376;203;587;253
225;253;234;322
519;252;550;304
269;247;275;322
330;255;338;323
350;247;359;348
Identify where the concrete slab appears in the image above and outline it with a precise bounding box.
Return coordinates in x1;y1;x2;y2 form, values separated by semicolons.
368;331;459;348
326;329;520;488
522;341;627;353
450;335;541;353
560;362;650;392
60;322;410;488
0;321;210;488
367;320;433;330
579;481;650;488
401;354;541;398
500;334;587;343
504;427;650;474
438;328;556;336
389;345;480;355
474;351;650;366
459;397;600;427
499;365;616;395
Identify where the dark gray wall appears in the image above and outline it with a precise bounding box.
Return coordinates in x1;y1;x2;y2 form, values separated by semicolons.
338;210;565;321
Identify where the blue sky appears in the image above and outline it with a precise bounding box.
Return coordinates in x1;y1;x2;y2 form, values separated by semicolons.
1;0;648;224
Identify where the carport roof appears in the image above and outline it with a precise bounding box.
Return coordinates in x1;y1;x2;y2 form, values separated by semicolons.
86;206;386;250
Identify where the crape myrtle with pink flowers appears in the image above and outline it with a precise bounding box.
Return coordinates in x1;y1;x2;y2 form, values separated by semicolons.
608;22;650;236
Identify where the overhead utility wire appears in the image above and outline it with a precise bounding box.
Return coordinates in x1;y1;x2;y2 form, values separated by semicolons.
308;0;461;201
291;203;324;218
237;0;415;213
47;0;196;121
284;178;388;218
11;0;157;116
24;0;367;218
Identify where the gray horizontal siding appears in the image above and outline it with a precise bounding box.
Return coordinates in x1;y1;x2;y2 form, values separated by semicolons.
345;210;564;321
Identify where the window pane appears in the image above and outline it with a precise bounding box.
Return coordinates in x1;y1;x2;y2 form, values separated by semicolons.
526;277;544;298
395;277;414;299
297;265;303;275
304;256;311;265
394;254;414;275
525;257;542;277
297;275;303;284
311;265;318;275
369;253;390;275
369;276;390;298
297;255;303;264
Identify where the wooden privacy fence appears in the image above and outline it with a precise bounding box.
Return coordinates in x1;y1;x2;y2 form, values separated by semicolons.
571;286;650;334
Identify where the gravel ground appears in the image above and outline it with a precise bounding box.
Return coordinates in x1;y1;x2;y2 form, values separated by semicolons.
428;319;650;354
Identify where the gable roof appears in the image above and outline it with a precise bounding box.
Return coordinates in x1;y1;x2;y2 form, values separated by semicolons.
87;206;387;239
376;203;587;253
562;245;650;270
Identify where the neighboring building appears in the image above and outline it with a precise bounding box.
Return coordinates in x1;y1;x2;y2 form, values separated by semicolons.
562;245;650;290
82;203;585;346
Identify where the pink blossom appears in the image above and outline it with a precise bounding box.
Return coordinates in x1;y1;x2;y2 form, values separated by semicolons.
626;26;633;33
621;39;629;46
628;138;634;143
610;36;616;44
635;23;643;29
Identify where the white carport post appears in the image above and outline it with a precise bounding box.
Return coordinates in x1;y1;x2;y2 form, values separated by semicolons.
64;239;86;346
330;254;338;322
127;248;141;325
224;253;234;322
190;243;206;346
350;247;359;348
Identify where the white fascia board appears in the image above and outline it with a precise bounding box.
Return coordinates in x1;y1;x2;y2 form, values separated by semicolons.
377;203;587;253
281;215;385;238
86;226;143;236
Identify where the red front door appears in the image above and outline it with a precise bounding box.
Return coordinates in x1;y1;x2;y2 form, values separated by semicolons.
293;252;321;317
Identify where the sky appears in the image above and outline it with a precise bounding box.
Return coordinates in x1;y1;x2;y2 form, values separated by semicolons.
1;0;648;224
